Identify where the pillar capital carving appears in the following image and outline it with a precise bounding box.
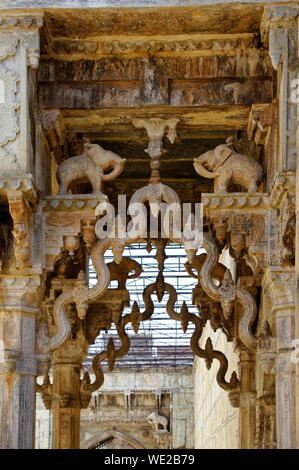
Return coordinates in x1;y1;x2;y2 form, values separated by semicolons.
262;267;295;310
0;15;43;71
261;6;298;69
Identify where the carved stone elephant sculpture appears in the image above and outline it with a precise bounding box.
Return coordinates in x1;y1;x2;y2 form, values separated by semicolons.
147;411;168;431
185;253;226;283
107;257;142;289
57;139;126;195
193;137;263;193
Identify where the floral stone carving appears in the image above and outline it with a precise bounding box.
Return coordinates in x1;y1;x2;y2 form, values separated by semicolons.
194;137;263;193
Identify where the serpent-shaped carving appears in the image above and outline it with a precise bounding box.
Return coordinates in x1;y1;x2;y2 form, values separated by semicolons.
200;233;258;349
164;282;236;391
86;283;156;392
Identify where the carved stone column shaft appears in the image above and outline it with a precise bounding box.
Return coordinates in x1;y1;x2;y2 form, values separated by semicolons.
0;307;37;449
238;347;256;449
51;360;82;449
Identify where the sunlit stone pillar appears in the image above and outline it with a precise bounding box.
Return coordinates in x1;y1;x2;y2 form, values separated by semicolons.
0;13;43;449
262;5;298;449
263;268;296;449
238;347;256;449
0;275;42;449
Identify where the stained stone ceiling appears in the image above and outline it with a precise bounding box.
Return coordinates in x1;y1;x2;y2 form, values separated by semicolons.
37;3;269;201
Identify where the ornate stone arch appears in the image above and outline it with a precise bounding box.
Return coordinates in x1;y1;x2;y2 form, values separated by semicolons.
81;429;145;449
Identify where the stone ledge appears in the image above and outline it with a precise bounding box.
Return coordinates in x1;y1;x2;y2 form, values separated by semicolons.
0;174;39;204
202;193;269;211
41;194;107;211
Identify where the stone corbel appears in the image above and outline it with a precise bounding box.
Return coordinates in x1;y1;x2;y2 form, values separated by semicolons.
8;191;32;269
42;194;107;271
73;271;89;320
263;267;295;310
257;321;277;374
21;30;40;70
36;373;52;410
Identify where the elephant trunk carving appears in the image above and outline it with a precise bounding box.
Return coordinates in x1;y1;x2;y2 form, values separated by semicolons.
193;137;263;193
56;140;126;195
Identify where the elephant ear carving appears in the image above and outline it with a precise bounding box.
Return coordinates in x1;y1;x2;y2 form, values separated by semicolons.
214;145;233;170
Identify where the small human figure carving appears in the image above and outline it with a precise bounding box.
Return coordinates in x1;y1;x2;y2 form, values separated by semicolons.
193;137;263;193
107;257;142;289
56;139;126;195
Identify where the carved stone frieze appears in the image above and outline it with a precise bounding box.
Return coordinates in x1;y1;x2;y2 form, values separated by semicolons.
52;39;98;55
0;174;39;204
0;16;43;30
0;41;19;168
202;193;269;210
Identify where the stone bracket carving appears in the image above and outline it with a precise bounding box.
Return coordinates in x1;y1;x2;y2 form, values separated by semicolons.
257;321;277;375
73;271;89;320
41;195;106;271
8;192;32;269
202;193;268;273
21;31;40;70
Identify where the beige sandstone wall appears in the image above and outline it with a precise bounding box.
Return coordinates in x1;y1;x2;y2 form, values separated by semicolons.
193;327;240;449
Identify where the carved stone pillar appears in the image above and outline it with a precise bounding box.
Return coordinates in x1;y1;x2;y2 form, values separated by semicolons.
0;15;43;172
0;275;41;449
261;6;298;173
238;346;256;449
51;341;88;449
263;268;296;448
